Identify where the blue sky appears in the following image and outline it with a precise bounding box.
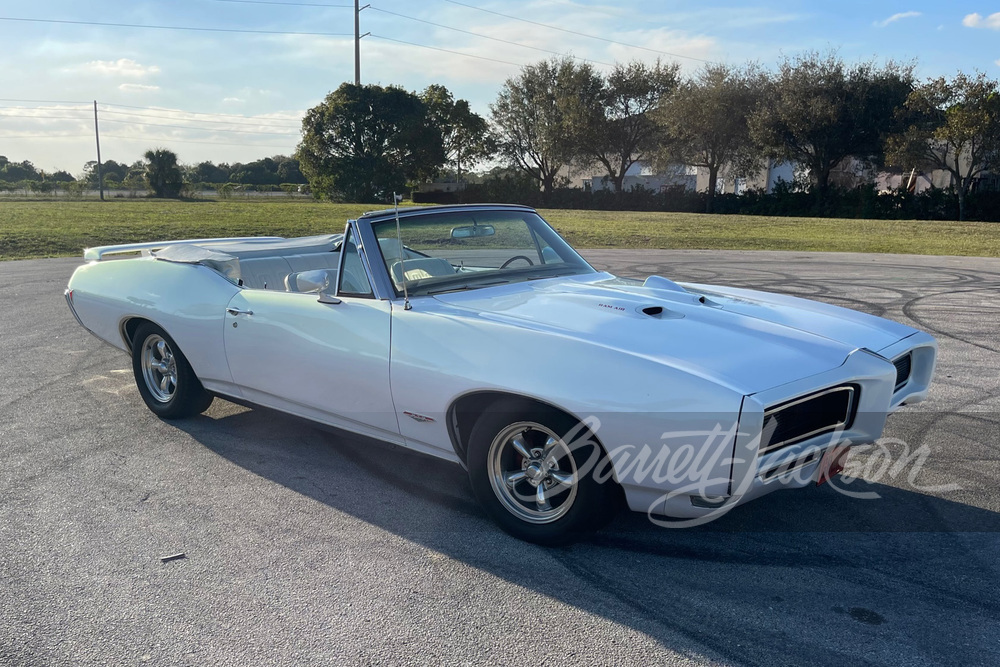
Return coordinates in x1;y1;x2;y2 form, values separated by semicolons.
1;0;998;173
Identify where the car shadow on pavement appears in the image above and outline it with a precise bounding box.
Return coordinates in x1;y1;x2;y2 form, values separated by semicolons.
172;400;1000;666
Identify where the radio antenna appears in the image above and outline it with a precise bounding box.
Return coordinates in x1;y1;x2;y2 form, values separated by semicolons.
393;193;411;310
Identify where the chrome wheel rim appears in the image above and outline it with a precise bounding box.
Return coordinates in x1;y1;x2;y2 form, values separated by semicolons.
140;334;177;403
488;421;578;524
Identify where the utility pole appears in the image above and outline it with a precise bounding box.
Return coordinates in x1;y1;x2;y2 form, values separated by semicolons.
354;0;360;85
354;1;369;85
93;100;104;201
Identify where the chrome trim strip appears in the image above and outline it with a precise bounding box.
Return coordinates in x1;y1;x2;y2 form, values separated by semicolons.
84;236;284;261
351;217;397;301
759;385;855;455
358;203;536;223
64;289;86;328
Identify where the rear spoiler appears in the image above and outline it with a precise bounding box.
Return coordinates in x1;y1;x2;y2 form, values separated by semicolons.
83;236;284;261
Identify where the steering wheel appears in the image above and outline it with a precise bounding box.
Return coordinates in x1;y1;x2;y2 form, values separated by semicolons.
500;255;534;269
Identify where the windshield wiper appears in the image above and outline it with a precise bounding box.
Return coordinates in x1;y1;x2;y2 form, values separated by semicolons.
427;279;510;295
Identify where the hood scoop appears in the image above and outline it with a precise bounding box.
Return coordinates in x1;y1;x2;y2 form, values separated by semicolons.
643;275;686;292
639;304;685;320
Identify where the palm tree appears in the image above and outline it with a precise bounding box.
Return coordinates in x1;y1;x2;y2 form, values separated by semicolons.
143;148;183;198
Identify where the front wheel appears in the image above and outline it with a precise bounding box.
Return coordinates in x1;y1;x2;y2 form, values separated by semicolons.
131;322;213;419
467;399;620;545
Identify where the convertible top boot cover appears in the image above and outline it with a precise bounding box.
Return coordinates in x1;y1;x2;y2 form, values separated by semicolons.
152;245;242;283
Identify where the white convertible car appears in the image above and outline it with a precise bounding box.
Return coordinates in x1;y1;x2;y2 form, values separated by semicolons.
65;204;936;543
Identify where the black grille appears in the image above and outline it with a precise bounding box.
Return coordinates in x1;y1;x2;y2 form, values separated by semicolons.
893;354;912;392
760;386;857;455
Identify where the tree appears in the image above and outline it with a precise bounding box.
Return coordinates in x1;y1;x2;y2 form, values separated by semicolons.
886;72;1000;221
143;148;183;198
230;157;282;185
297;83;445;202
49;170;76;183
187;160;231;184
569;60;680;193
421;84;495;181
83;159;127;187
275;156;306;184
0;159;41;182
490;57;594;197
655;63;765;212
750;52;914;199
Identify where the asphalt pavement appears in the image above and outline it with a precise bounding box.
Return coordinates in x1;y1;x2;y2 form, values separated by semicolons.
1;250;999;666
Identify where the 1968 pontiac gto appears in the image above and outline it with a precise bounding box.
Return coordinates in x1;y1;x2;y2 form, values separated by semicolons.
65;204;936;543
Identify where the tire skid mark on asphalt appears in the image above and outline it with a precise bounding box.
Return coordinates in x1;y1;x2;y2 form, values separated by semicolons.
902;287;1000;353
566;528;997;666
548;546;886;667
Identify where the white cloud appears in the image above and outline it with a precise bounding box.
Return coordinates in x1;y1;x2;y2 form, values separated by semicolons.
81;58;160;77
963;12;1000;29
222;97;245;103
118;83;160;92
874;12;921;28
606;28;718;71
996;58;1000;67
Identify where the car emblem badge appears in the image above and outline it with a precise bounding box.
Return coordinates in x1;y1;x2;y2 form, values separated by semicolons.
403;411;435;423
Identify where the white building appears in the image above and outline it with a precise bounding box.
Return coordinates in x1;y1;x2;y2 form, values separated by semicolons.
580;162;696;192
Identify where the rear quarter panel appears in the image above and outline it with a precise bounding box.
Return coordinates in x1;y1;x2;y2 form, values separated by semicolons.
67;258;241;393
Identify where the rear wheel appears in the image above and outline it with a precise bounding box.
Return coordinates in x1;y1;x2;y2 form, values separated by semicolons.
131;322;213;419
467;399;620;545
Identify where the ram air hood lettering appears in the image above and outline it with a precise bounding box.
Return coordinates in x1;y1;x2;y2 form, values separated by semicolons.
432;274;916;394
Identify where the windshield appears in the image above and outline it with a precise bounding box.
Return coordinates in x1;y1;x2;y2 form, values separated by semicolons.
370;209;595;296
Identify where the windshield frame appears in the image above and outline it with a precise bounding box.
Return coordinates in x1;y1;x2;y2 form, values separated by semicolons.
365;208;596;299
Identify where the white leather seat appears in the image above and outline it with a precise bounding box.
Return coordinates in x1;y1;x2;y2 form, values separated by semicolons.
286;252;340;272
390;258;455;283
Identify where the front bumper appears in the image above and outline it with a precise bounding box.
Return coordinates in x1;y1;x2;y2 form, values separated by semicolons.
632;332;937;520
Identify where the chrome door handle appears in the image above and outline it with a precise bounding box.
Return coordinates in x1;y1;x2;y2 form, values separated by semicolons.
226;307;253;316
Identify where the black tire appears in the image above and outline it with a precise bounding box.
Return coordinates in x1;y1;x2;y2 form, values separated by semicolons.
131;322;213;419
467;398;621;545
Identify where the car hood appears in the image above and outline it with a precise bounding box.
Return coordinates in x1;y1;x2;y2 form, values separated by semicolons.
431;274;916;395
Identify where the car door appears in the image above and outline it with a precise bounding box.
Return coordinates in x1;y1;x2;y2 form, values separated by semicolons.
222;224;400;441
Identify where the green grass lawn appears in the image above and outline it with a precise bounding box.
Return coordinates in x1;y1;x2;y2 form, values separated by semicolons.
1;198;998;260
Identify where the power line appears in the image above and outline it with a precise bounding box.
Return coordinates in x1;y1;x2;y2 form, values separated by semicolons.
99;118;298;135
368;6;613;67
205;0;351;6
369;34;524;67
0;111;299;134
0;103;302;128
99;109;300;128
442;0;714;63
0;97;90;105
0;16;352;36
101;102;302;123
0;134;93;139
0;113;91;121
0;105;90;111
102;134;295;149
